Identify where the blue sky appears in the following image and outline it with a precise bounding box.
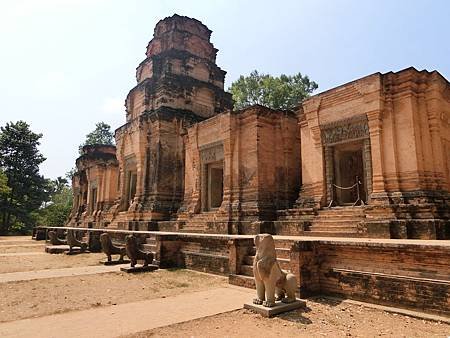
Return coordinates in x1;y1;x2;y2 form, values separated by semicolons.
1;0;449;179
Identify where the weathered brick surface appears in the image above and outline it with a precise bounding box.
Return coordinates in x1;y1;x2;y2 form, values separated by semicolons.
291;239;450;315
158;234;231;275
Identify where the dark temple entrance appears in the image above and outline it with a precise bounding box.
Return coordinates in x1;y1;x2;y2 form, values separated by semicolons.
200;143;225;212
322;115;372;208
206;161;223;210
333;142;367;205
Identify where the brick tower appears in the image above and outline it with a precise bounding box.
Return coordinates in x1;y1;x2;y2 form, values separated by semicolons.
107;15;233;229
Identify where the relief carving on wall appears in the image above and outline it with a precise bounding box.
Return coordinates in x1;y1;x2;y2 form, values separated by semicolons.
321;115;369;145
200;142;224;163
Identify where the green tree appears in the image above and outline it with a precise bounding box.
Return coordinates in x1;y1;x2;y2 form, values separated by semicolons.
229;70;318;110
0;170;10;196
79;122;114;154
0;121;51;234
35;177;72;227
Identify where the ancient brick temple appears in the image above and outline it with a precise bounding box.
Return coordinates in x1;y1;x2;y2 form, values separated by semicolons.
68;14;450;239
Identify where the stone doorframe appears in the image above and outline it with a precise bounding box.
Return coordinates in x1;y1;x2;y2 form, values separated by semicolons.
199;141;224;212
321;115;373;206
123;155;137;210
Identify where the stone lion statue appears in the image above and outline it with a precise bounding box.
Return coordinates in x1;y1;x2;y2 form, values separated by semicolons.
125;234;153;267
100;233;126;262
48;230;66;245
253;233;297;307
66;229;87;253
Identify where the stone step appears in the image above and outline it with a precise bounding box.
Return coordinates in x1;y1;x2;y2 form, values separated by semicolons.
157;221;178;232
276;217;306;222
274;240;295;249
240;264;254;277
229;274;256;289
140;244;156;252
275;248;290;259
178;229;207;233
243;255;254;265
309;228;358;234
277;258;291;271
313;216;365;221
308;225;359;232
302;231;364;238
247;245;291;258
277;207;315;215
316;210;365;217
243;255;290;270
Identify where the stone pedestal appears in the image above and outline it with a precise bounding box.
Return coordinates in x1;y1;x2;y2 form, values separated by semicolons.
45;245;71;254
100;259;131;266
244;299;306;317
120;264;159;273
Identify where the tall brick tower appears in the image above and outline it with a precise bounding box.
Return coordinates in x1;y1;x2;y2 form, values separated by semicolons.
109;15;233;229
125;14;232;122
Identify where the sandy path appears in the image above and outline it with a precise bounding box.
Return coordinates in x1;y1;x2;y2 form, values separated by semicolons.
0;252;105;273
0;269;227;322
128;298;450;338
0;286;252;338
0;252;45;257
0;264;127;283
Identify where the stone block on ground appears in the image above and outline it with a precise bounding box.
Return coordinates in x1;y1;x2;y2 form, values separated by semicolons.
100;259;131;266
244;299;306;318
65;248;89;255
45;245;70;254
120;264;159;273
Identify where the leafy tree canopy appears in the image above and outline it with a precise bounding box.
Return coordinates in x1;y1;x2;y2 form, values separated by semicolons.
79;122;114;154
0;121;51;234
0;170;10;196
35;177;72;227
229;70;318;110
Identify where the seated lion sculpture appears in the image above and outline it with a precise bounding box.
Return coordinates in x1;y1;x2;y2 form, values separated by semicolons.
100;233;126;262
66;229;88;253
125;234;153;267
48;230;66;245
253;233;297;307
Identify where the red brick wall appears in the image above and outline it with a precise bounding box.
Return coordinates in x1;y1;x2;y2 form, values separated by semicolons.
291;240;450;316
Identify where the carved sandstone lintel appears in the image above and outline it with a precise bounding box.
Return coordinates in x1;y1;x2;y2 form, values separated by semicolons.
200;142;224;163
320;114;369;145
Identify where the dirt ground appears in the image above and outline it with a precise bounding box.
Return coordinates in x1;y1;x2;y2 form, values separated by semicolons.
1;236;450;337
0;269;227;322
127;300;450;338
0;252;106;273
0;243;46;253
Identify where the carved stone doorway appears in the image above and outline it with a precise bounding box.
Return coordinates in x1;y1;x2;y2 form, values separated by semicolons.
89;187;97;215
126;171;137;207
333;142;367;205
200;142;224;212
205;161;223;211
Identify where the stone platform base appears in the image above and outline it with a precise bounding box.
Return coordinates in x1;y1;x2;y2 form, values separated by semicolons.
244;299;306;317
65;248;88;255
120;264;159;273
45;245;87;254
100;259;131;266
45;245;70;254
